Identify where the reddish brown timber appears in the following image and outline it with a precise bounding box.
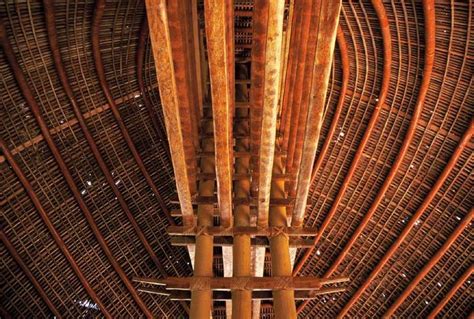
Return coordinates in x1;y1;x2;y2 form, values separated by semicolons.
291;0;341;227
133;276;349;290
0;21;152;318
1;230;62;318
204;0;234;228
145;0;196;226
169;236;315;248
139;287;347;300
167;226;318;237
0;140;111;318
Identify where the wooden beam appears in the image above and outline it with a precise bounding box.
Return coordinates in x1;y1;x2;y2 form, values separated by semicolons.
167;226;318;237
169;236;315;248
170;195;301;207
384;208;473;317
256;0;286;227
145;0;196;225
133;276;349;290
204;0;234;228
0;140;111;317
338;119;473;317
427;265;474;319
292;1;341;227
270;155;297;318
0;21;152;318
1;230;62;318
138;287;347;300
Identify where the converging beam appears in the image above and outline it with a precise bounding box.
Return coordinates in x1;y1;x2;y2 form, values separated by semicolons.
145;0;197;226
292;0;341;227
204;0;234;228
256;0;286;228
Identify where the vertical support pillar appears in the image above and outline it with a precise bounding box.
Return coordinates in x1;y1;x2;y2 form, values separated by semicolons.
190;118;215;318
232;83;252;317
270;156;297;319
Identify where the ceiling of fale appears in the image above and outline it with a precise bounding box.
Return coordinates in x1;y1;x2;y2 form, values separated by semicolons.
0;0;472;318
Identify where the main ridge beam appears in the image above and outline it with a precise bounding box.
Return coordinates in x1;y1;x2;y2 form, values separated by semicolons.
291;1;341;227
145;0;199;227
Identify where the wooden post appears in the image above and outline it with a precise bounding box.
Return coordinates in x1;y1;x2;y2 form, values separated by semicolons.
270;156;297;318
190;117;215;318
232;67;252;316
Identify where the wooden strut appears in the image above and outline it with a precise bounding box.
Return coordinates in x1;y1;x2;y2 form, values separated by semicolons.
0;140;111;318
338;118;473;317
1;230;62;318
0;20;153;318
133;276;350;290
171;195;300;207
92;0;179;226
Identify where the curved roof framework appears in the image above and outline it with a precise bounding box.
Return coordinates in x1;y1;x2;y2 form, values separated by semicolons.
0;0;472;318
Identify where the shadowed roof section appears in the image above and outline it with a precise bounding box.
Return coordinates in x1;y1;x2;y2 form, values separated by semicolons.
0;0;472;318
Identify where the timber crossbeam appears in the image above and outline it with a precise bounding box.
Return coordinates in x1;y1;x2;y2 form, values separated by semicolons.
169;236;316;248
133;276;349;291
138;286;347;300
170;195;308;207
167;225;318;237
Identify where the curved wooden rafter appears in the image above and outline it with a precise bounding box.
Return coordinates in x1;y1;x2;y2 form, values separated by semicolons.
0;21;153;318
427;265;474;319
42;0;169;277
338;117;473;317
384;207;473;317
136;18;170;159
322;0;435;282
293;0;392;271
0;139;111;318
1;229;62;318
92;0;175;225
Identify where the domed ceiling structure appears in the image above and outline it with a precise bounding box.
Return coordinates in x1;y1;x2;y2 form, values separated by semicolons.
0;0;472;318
